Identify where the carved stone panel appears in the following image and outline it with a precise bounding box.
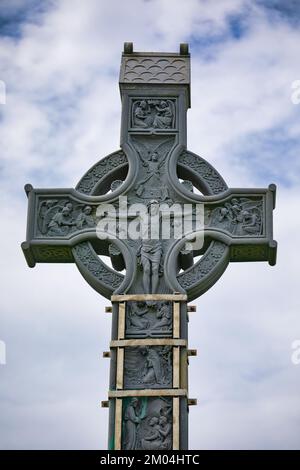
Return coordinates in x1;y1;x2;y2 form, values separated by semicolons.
122;396;172;450
230;244;269;262
36;198;96;237
120;55;190;84
206;197;264;237
124;346;172;389
125;301;173;338
32;245;73;263
130;135;174;201
131;98;176;130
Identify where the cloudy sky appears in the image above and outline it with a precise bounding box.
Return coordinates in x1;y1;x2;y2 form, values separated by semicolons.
0;0;300;450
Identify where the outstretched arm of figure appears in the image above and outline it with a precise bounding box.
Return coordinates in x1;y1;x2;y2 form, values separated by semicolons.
133;139;150;166
135;148;147;166
154;138;173;170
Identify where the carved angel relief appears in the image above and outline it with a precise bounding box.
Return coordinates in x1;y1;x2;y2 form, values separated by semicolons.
131;137;173;200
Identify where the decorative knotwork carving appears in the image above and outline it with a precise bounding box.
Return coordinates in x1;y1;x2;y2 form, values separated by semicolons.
76;151;127;195
230;245;268;261
72;242;123;289
178;241;227;289
33;246;73;262
178;151;228;194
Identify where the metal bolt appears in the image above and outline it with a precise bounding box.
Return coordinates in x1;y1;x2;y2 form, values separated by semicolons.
187;305;196;312
188;349;197;357
188;399;197;406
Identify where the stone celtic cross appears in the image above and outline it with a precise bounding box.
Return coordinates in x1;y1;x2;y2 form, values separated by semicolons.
22;43;277;450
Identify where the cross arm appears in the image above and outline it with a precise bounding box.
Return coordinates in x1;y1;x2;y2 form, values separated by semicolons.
202;184;277;264
164;184;277;300
21;183;117;267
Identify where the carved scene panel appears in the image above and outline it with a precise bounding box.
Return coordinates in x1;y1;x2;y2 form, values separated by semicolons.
123;345;172;389
131;98;176;130
121;396;173;450
125;301;173;338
